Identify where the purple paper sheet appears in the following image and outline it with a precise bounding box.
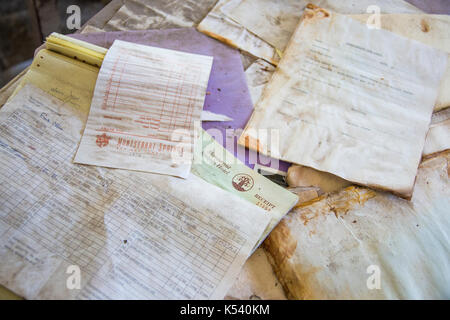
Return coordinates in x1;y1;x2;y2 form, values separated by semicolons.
70;28;290;172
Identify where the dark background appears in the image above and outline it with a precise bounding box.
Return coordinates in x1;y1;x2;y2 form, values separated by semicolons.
0;0;110;86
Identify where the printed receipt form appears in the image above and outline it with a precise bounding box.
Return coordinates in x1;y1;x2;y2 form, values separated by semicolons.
74;40;213;179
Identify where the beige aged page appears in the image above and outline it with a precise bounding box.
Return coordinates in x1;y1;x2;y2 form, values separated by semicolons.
225;248;286;300
239;7;447;198
198;0;278;65
221;0;305;51
243;14;450;113
264;152;450;299
104;0;218;31
197;0;422;64
74;40;213;178
0;85;270;300
423;107;450;157
245;59;276;105
222;0;422;51
350;14;450;111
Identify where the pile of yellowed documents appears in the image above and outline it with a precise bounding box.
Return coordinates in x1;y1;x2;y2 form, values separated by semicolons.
0;1;448;300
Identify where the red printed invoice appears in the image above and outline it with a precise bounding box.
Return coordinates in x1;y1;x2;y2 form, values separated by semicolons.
74;40;213;178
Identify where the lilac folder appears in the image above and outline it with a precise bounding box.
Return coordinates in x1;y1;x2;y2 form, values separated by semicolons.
70;28;290;172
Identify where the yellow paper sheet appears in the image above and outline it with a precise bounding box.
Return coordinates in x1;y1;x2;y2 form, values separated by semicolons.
45;32;107;68
10;49;99;115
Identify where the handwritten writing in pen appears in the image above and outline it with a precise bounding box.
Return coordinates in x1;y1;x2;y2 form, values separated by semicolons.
40;112;63;131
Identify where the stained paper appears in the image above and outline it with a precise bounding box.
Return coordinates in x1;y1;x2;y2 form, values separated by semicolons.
197;0;422;65
239;7;448;198
0;85;270;299
264;153;450;299
70;29;291;173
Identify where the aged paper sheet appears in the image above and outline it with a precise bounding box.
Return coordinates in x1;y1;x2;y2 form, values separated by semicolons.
104;0;218;31
197;0;422;64
350;14;450;111
197;0;278;64
243;14;450;112
74;40;213;178
264;152;450;299
222;0;422;52
221;0;308;51
244;59;276;105
0;85;270;299
192;129;298;249
239;7;447;198
423;107;450;157
286;108;449;195
225;247;286;300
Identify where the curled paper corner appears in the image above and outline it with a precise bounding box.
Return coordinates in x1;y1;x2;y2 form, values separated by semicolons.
275;47;283;59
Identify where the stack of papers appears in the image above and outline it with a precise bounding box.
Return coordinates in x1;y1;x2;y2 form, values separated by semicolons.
0;0;449;301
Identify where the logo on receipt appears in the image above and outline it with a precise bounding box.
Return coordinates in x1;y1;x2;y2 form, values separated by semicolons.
96;133;110;148
232;174;254;192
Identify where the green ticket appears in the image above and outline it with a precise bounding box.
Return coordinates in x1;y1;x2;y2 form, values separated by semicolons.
192;129;298;249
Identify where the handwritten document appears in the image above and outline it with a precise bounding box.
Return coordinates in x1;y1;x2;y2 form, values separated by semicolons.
239;7;448;198
74;40;213;178
10;48;99;115
0;85;270;299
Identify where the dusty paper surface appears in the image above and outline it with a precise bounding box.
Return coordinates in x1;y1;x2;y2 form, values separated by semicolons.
0;85;270;299
192;129;298;249
350;14;450;111
239;8;447;197
243;14;450;112
105;0;218;31
264;152;450;299
225;247;286;300
74;40;213;178
9;49;99;115
244;59;276;105
221;0;306;51
423;107;450;157
286;108;450;194
197;0;278;64
222;0;422;52
197;0;422;64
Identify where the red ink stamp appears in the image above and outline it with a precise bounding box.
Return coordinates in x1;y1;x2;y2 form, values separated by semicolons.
96;133;110;148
